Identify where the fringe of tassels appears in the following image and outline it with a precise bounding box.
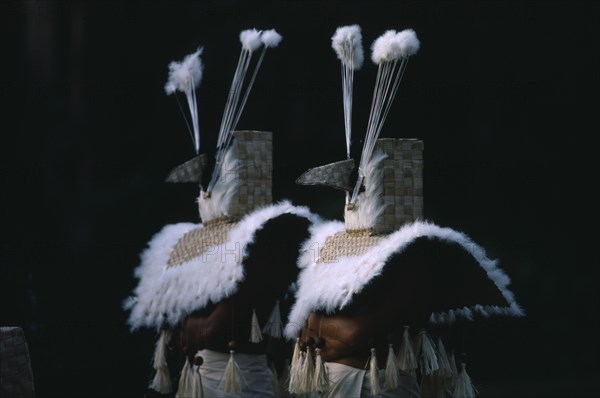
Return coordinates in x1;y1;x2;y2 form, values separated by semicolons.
287;338;330;395
149;314;480;397
149;329;173;394
174;353;205;398
149;301;287;397
383;328;478;398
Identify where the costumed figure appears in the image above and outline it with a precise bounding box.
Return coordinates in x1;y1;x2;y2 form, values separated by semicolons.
124;28;322;398
283;25;525;398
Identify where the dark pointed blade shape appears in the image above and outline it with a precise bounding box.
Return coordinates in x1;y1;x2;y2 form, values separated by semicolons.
340;236;523;328
165;153;209;183
295;159;355;192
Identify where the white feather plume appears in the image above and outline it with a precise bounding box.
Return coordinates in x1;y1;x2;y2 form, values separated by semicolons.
198;142;240;222
164;48;204;95
371;30;402;64
345;150;387;230
164;47;204;154
261;29;282;48
208;29;280;192
240;28;263;52
331;24;364;69
396;29;420;57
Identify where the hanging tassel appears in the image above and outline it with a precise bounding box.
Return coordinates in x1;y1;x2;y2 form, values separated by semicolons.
415;329;439;376
223;350;243;393
249;308;263;343
452;363;477;398
262;300;283;338
149;329;173;394
189;353;205;398
436;336;454;391
313;348;329;392
288;338;303;394
384;343;400;389
448;351;459;389
436;337;451;375
175;358;191;398
300;348;315;393
397;326;417;375
369;348;381;396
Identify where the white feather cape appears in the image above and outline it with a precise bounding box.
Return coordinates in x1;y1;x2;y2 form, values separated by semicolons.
284;220;524;339
124;200;320;331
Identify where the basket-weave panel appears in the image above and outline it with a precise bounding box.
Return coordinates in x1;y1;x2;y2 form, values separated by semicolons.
229;131;273;219
168;219;237;267
317;230;384;264
373;138;424;234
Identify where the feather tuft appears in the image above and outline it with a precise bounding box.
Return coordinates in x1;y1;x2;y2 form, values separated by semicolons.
261;29;282;47
345;150;387;230
396;29;420;57
371;30;402;64
240;28;263;52
331;24;364;69
165;48;204;95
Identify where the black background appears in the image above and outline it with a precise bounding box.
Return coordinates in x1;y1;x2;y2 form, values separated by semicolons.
2;0;598;397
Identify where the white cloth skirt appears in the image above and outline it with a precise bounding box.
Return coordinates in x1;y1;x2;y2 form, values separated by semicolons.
320;362;421;398
196;349;278;398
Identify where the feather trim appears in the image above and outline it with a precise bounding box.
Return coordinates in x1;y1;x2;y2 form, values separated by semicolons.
125;201;321;331
284;219;523;339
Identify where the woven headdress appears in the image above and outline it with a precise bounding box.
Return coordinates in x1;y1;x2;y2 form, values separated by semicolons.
162;29;284;223
286;25;524;397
